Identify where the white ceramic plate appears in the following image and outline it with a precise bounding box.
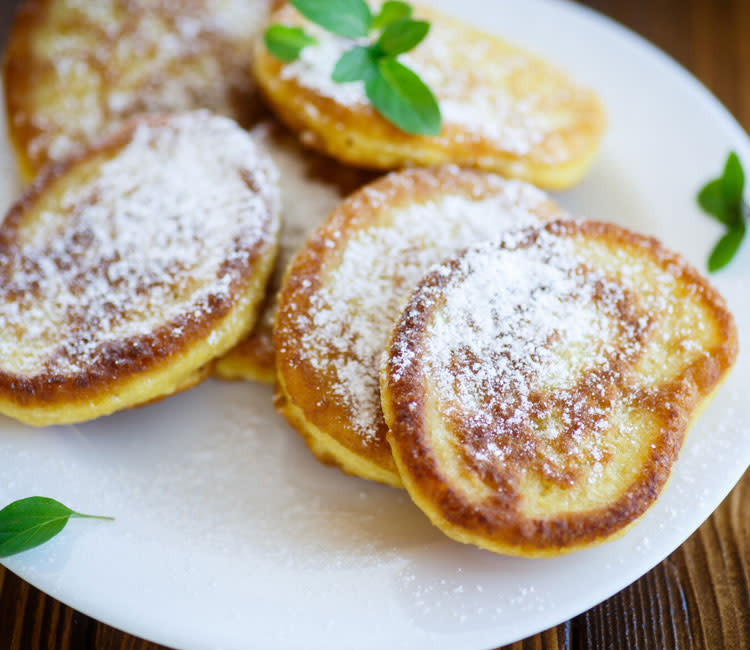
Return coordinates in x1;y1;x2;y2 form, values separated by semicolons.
1;1;749;648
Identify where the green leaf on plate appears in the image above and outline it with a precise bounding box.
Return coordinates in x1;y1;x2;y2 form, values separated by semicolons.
697;178;736;226
365;58;442;135
721;151;745;211
372;1;412;30
0;497;113;558
264;25;317;62
708;222;746;273
290;0;372;38
376;19;430;56
332;45;379;83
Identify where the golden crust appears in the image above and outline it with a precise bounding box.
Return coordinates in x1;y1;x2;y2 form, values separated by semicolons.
253;3;606;189
0;112;280;426
214;121;374;384
381;220;738;557
3;0;272;181
273;166;565;486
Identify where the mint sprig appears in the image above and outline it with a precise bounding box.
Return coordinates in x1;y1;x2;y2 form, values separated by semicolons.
698;152;747;272
290;0;372;38
264;0;442;136
372;1;412;30
366;58;441;136
264;25;317;62
0;497;113;558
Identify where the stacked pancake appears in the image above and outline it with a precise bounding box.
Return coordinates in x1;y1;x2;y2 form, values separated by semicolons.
0;0;738;555
0;111;280;425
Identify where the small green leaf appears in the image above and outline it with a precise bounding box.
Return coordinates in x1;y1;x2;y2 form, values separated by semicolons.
366;59;442;136
708;222;746;272
372;1;412;30
290;0;372;38
721;151;745;209
264;25;317;62
698;179;736;226
0;497;113;558
376;19;430;56
332;46;378;83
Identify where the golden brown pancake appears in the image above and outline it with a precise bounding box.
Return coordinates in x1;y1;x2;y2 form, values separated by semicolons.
253;3;605;189
381;220;738;556
3;0;273;181
274;167;566;487
0;111;281;426
214;121;374;383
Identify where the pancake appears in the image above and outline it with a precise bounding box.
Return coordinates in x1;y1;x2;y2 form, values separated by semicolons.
214;121;374;383
381;220;738;556
3;0;272;181
252;3;605;189
274;167;566;486
0;111;281;426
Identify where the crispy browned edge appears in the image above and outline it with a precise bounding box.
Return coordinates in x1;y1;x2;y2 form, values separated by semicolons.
381;219;739;556
2;0;277;183
214;121;378;385
252;4;606;190
273;166;565;486
0;113;279;416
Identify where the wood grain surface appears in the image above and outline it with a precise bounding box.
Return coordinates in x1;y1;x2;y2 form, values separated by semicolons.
0;0;748;648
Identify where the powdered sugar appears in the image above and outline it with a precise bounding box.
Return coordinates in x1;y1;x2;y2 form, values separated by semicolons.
297;175;554;440
0;112;280;376
242;123;372;335
278;7;565;156
18;0;270;169
391;225;669;486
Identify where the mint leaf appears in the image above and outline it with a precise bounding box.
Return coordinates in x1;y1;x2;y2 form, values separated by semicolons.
376;19;430;56
722;151;745;209
0;497;113;558
332;46;378;83
373;1;412;30
708;222;746;272
366;59;441;136
698;179;736;226
264;25;317;62
290;0;372;38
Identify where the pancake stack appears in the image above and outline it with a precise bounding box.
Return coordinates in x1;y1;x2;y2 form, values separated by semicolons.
0;0;738;555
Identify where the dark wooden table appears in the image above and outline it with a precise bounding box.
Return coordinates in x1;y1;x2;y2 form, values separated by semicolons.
1;1;748;648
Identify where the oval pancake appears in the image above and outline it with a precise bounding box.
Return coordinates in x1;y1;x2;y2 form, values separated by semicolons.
214;121;374;383
0;111;281;426
274;167;566;487
4;0;273;181
381;220;738;556
253;3;605;189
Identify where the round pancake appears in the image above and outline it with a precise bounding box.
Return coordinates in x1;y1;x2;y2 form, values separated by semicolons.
381;220;738;556
252;3;605;190
3;0;273;181
274;167;566;487
0;111;281;426
214;121;375;384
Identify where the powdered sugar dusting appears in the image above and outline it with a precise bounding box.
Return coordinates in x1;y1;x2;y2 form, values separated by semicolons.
419;232;628;483
391;224;714;490
297;176;554;440
0;112;280;376
278;5;587;159
17;0;270;169
249;123;371;333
